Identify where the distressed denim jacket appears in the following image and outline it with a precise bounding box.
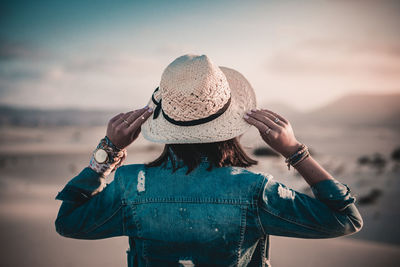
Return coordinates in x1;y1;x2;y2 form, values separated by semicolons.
55;157;363;267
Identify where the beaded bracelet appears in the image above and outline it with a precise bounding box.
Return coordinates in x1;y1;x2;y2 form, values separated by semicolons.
291;150;310;168
285;144;310;170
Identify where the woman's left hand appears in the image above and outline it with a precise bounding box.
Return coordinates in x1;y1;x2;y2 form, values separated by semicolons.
244;108;301;158
106;106;153;149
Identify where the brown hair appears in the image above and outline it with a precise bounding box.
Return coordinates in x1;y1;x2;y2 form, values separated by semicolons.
145;137;257;174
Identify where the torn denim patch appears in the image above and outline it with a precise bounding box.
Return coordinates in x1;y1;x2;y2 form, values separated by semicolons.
179;259;195;267
137;170;146;192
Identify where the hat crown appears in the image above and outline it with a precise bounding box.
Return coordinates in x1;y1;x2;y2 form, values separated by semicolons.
159;54;231;121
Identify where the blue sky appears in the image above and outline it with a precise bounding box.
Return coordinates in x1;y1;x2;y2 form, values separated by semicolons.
1;0;399;111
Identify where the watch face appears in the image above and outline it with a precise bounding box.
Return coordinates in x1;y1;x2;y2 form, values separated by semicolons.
94;149;108;163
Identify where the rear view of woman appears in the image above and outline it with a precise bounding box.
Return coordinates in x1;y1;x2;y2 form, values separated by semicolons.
55;54;363;266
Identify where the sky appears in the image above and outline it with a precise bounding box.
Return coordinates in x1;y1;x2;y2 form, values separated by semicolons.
0;0;399;111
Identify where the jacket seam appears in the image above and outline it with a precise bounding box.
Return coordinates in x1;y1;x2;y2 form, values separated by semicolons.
74;204;124;236
257;175;344;235
143;240;148;267
131;205;142;237
126;199;253;205
115;167;127;236
259;205;343;235
236;206;248;266
259;236;266;267
122;202;126;236
263;235;271;267
255;174;267;236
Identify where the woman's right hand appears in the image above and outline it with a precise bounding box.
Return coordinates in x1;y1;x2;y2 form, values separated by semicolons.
106;106;153;149
244;108;302;158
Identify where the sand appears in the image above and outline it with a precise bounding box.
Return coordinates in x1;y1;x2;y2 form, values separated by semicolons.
1;125;399;266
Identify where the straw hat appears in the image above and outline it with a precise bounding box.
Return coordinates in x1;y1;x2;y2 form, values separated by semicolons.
142;54;257;144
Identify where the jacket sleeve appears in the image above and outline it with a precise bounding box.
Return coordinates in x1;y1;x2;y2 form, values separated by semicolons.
257;175;363;238
54;167;125;239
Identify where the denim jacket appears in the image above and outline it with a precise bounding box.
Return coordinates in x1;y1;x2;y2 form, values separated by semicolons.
55;157;363;267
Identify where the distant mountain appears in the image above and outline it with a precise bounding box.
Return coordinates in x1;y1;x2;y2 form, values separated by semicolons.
304;93;400;127
259;102;300;119
0;106;119;127
0;93;399;128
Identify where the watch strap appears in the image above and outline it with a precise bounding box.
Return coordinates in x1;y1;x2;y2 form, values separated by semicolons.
89;137;127;177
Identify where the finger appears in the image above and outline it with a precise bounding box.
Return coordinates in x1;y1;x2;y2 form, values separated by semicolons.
122;111;134;118
109;113;124;125
244;115;272;134
125;107;149;124
261;109;289;124
113;111;135;127
127;107;153;132
114;109;143;127
257;110;286;127
244;116;280;140
247;110;281;131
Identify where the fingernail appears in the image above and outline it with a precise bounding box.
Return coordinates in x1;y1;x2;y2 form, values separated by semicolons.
144;105;149;109
246;111;252;115
147;107;153;112
251;108;257;112
243;114;249;119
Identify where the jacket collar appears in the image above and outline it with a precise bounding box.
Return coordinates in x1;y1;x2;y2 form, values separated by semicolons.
166;147;209;169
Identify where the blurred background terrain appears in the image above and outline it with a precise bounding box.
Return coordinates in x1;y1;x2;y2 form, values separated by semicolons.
1;0;399;266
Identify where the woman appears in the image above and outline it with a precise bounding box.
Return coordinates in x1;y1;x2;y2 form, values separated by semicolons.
55;54;363;266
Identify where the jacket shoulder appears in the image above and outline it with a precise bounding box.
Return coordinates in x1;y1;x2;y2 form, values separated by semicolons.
227;167;273;182
114;164;147;191
221;167;272;200
115;164;146;176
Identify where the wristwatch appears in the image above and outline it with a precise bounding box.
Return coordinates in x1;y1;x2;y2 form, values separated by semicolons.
89;136;127;177
94;148;109;164
93;136;121;164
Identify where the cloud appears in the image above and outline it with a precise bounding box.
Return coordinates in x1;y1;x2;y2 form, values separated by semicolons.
302;39;400;58
0;68;43;81
0;40;44;61
266;39;400;78
62;54;162;76
154;43;196;57
0;52;165;109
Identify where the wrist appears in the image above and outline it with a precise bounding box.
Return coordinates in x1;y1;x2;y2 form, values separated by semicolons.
284;143;310;170
89;136;127;177
280;142;302;158
104;135;122;151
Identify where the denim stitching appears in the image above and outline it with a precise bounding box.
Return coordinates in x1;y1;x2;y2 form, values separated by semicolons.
236;206;247;266
131;205;142;237
143;240;148;267
259;176;345;235
122;200;127;236
78;204;123;236
115;168;128;236
258;236;266;267
126;198;252;205
258;205;343;235
263;235;271;267
254;174;267;236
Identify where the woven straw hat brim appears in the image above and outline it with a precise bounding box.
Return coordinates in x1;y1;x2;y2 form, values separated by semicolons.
142;66;257;144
